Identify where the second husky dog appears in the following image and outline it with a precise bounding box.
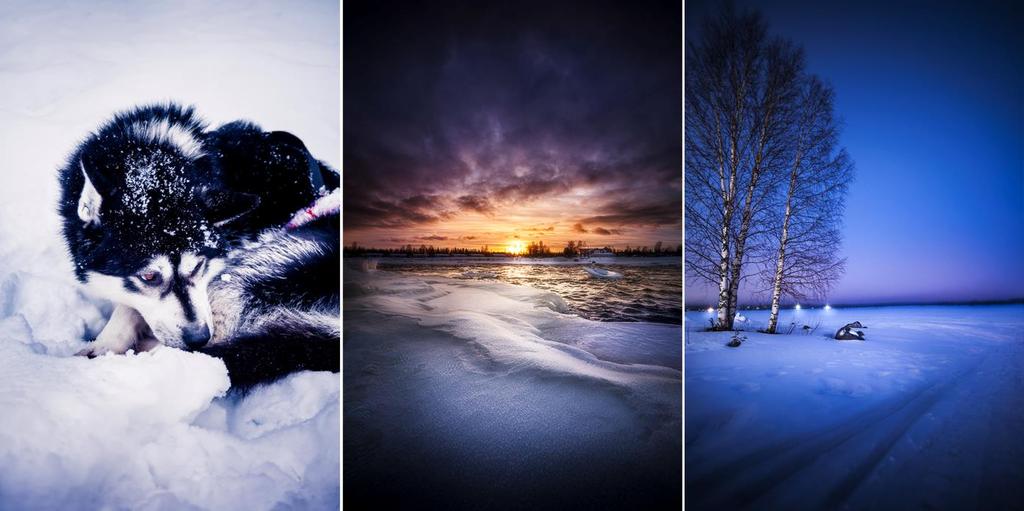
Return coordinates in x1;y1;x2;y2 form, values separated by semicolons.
201;201;339;388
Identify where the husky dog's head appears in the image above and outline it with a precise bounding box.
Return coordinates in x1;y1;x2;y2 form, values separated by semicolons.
59;104;259;349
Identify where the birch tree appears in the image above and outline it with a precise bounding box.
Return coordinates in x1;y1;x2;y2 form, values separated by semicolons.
686;8;757;329
724;38;803;329
686;7;804;330
764;77;853;333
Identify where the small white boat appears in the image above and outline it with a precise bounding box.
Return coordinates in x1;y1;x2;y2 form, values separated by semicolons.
583;266;622;279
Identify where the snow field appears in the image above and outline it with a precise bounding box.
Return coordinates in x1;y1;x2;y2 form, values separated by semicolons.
685;305;1024;509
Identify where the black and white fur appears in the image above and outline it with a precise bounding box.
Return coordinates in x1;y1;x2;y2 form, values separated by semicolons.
201;212;339;388
58;103;338;386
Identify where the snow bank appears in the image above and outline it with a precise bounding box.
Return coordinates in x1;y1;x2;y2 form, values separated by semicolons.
0;1;339;508
685;305;1024;510
344;269;682;508
0;342;340;510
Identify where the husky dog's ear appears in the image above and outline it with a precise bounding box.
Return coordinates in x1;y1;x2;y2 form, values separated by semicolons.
77;160;103;227
202;189;261;227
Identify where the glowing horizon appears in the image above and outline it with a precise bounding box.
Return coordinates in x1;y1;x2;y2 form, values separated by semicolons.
346;213;682;252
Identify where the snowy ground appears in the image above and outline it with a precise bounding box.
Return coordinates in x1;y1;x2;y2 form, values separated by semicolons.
685;305;1024;510
344;267;682;509
0;1;339;509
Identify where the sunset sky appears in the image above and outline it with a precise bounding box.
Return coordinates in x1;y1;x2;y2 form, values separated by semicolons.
343;0;681;252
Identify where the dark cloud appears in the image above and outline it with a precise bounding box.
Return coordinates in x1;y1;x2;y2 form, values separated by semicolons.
579;202;682;227
493;178;570;203
345;193;454;229
344;0;681;231
455;195;495;215
417;235;449;241
571;224;622;235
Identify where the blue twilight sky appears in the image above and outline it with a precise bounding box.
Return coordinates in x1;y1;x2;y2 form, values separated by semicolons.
685;0;1024;306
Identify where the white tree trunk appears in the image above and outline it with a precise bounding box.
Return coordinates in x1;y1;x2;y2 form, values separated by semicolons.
726;112;772;331
716;144;737;328
767;191;793;333
716;216;731;326
768;150;801;334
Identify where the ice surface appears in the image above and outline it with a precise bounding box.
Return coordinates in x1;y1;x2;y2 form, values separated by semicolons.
344;269;682;508
380;260;683;324
0;1;339;509
352;255;681;266
685;305;1024;509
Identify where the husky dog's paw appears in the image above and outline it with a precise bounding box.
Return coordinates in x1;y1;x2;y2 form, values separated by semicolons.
77;305;151;358
75;337;160;358
75;344;125;358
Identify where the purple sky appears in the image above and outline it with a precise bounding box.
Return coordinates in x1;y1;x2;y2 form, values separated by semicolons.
344;0;681;251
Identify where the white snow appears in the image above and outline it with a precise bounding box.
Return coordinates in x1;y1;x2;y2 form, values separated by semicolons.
344;269;681;506
0;1;339;509
685;305;1024;509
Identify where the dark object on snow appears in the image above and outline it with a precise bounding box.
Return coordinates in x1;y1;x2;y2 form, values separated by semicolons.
835;321;867;340
726;333;746;347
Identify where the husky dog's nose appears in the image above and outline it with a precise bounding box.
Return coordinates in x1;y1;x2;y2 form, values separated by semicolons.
182;325;211;349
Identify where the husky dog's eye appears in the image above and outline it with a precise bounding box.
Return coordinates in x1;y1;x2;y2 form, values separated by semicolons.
139;271;162;286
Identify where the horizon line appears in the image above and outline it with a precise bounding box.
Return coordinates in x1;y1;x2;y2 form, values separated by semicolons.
684;297;1024;310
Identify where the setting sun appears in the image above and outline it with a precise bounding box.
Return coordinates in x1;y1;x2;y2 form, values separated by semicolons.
506;240;525;255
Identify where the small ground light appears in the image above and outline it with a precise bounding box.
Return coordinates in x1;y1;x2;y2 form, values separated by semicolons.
707;307;714;313
795;304;802;310
825;304;832;310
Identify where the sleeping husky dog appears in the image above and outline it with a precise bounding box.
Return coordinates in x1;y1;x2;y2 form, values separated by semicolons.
58;103;338;386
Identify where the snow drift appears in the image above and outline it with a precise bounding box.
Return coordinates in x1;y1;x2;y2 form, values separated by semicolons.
344;268;682;508
0;343;339;510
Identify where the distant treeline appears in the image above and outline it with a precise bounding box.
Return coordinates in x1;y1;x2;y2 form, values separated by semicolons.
684;297;1024;311
344;240;682;258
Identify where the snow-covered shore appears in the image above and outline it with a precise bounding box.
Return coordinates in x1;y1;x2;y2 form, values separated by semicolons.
344;268;682;508
0;1;339;509
685;305;1024;509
